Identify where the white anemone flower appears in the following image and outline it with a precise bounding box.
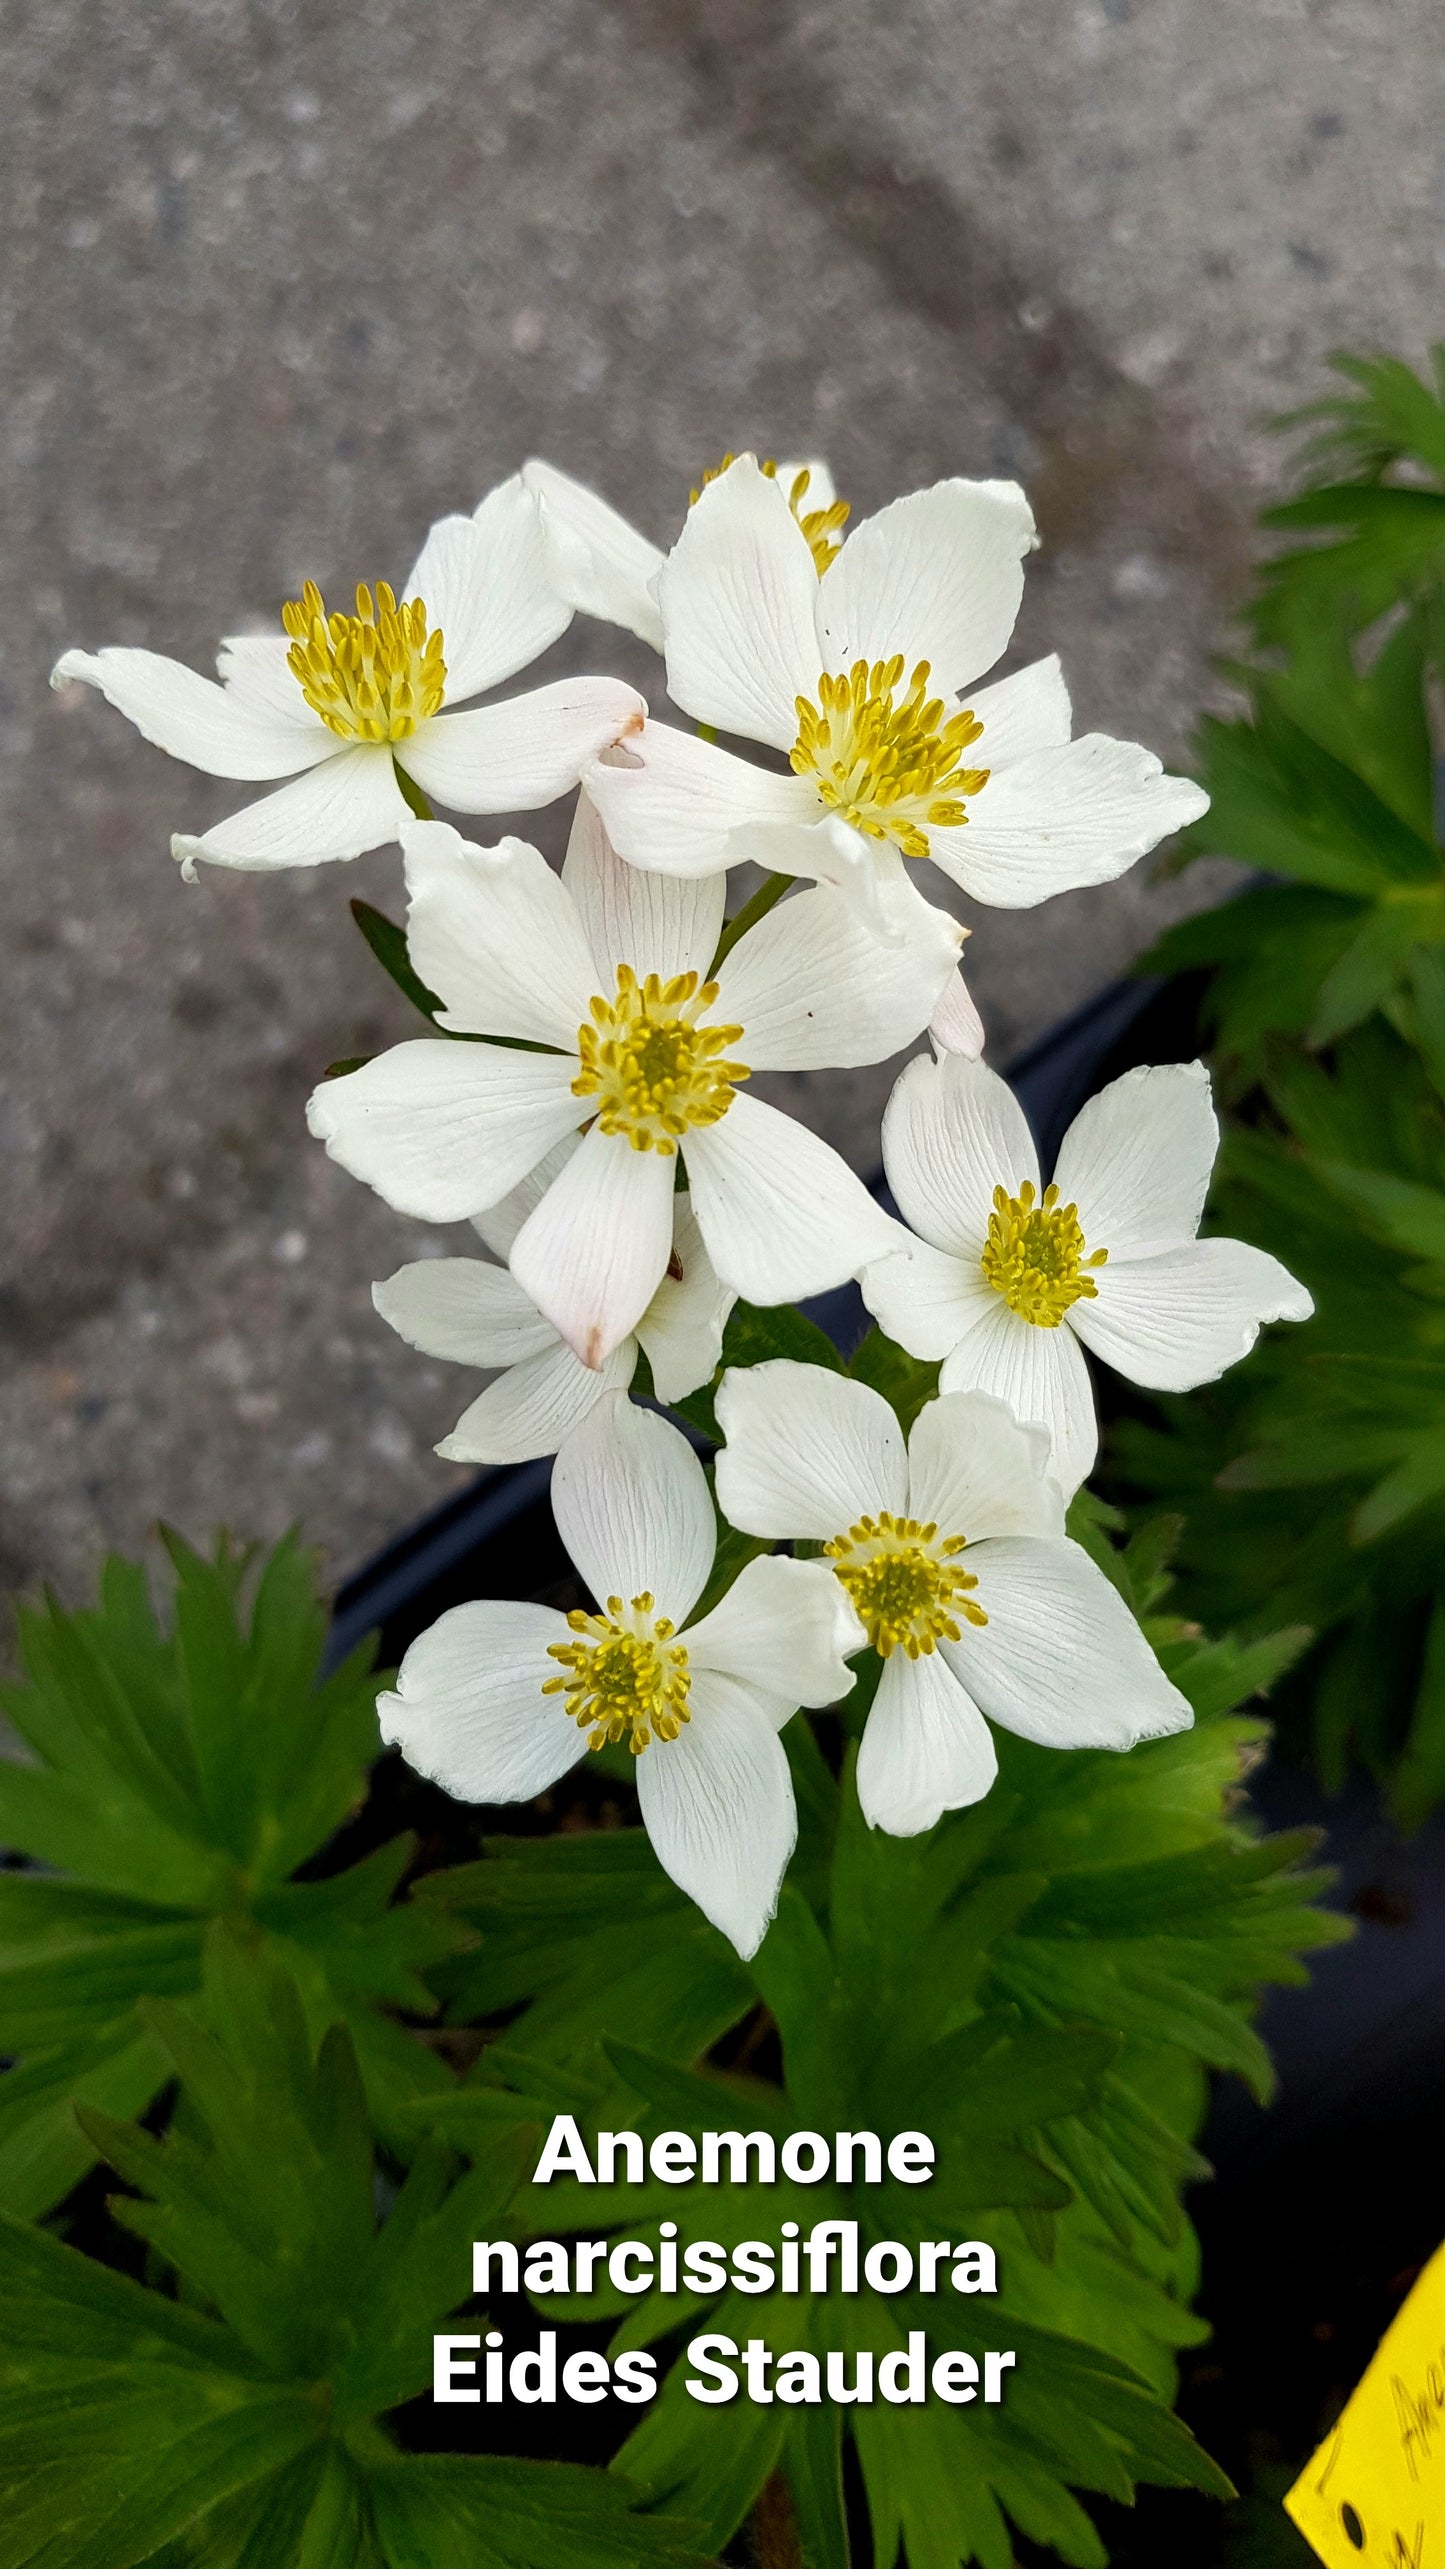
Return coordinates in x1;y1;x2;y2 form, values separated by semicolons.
379;1394;861;1955
714;1364;1192;1836
374;1153;734;1465
308;799;959;1370
51;476;644;875
861;1052;1314;1501
519;452;849;655
583;454;1208;947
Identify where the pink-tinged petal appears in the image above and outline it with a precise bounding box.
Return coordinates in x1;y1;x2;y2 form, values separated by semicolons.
584;718;816;879
944;1537;1192;1749
905;1390;1064;1543
396;676;645;813
405;479;572;703
439;1337;636;1465
509;1123;676;1368
965;654;1072;768
817;480;1036;697
552;1392;715;1626
714;1360;908;1540
306;1040;582;1222
683;1092;899;1304
686;1554;862;1709
939;1302;1098;1503
172;744;411;875
53;645;333;779
379;1599;578;1803
928;735;1209;907
657;455;821;750
1052;1060;1217;1254
1070;1236;1312;1392
881;1051;1039;1257
401;820;595;1044
561;788;724;984
712;884;960;1072
856;1650;997;1836
635;1671;797;1956
522;458;666;651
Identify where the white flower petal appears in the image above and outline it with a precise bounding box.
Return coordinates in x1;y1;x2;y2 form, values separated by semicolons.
1070;1236;1313;1392
686;1554;861;1710
684;1092;900;1304
816;481;1035;697
713;885;960;1072
1051;1060;1217;1255
402;820;596;1045
634;1196;736;1403
378;1599;577;1802
306;1040;582;1222
469;1136;579;1260
522;458;666;652
552;1392;715;1625
929;736;1209;908
714;1359;908;1539
856;1650;998;1836
722;819;931;950
939;1299;1098;1502
396;676;644;814
966;654;1072;768
509;1125;677;1368
635;1672;797;1957
52;645;333;779
945;1537;1192;1749
439;1337;636;1465
906;1391;1064;1543
881;1051;1039;1256
929;967;986;1060
561;789;724;983
406;481;572;704
373;1257;557;1367
584;719;817;879
657;455;820;750
171;743;412;874
216;632;316;724
859;1237;997;1362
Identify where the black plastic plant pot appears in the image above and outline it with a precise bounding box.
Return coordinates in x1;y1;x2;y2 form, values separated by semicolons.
330;974;1445;2565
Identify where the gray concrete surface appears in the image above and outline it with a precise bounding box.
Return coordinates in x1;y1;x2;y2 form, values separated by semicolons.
2;0;1442;1605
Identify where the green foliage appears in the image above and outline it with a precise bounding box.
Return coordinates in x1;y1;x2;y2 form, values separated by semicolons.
0;1533;467;2219
0;1929;698;2569
1119;341;1445;1819
418;1510;1344;2567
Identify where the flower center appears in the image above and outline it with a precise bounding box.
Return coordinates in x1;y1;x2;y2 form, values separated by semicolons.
573;965;749;1156
790;658;989;858
281;579;447;743
824;1512;987;1659
981;1180;1108;1327
692;457;850;574
542;1591;691;1753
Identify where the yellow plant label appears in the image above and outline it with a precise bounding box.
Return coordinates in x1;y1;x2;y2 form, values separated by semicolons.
1285;2240;1445;2567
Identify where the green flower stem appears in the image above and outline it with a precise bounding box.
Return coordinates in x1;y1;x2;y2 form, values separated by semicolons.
394;761;434;822
709;870;790;975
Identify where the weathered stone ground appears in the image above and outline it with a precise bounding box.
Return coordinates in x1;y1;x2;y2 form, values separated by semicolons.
3;0;1442;1601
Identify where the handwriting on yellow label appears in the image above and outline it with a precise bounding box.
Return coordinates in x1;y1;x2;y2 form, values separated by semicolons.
1285;2238;1445;2568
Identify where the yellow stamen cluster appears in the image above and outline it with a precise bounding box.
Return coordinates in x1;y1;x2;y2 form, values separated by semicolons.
573;965;748;1156
824;1513;986;1659
543;1592;691;1754
691;457;851;574
282;579;447;743
981;1181;1108;1328
791;657;989;859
